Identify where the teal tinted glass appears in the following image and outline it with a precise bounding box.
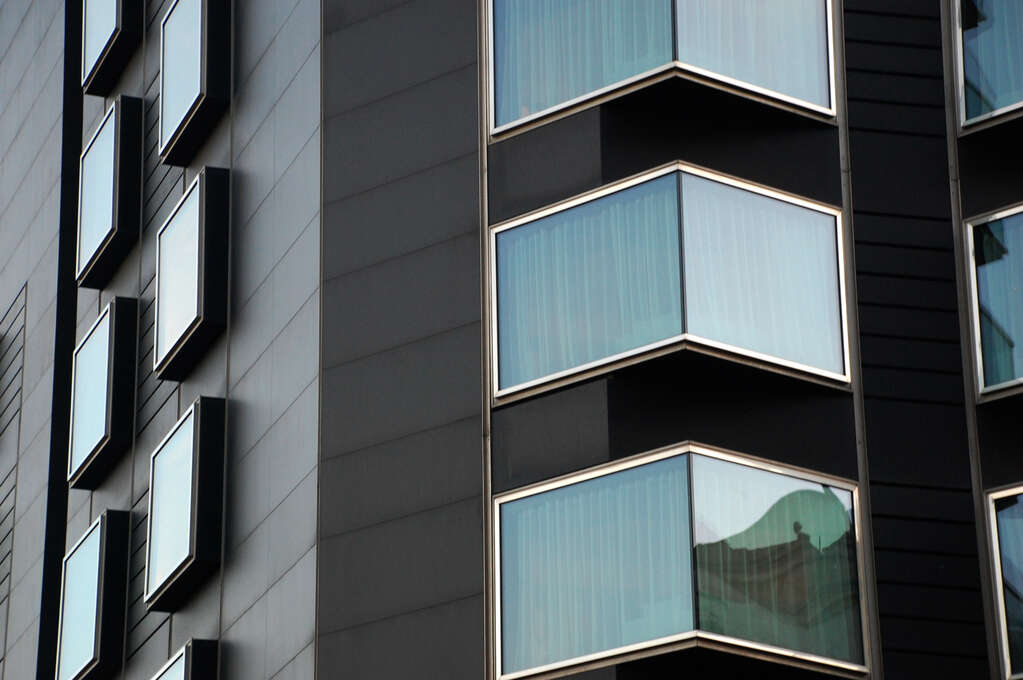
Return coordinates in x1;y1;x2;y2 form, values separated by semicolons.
78;111;116;276
973;214;1023;389
500;455;693;674
57;524;101;680
691;455;862;663
83;0;117;81
70;312;111;478
495;173;682;390
147;412;195;597
154;654;186;680
961;0;1023;121
996;493;1023;674
156;185;201;365
161;0;202;147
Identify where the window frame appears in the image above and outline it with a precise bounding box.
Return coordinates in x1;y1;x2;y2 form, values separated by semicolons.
988;484;1023;680
488;161;850;403
80;0;142;95
491;441;868;679
484;0;838;137
153;167;229;381
148;640;219;680
952;0;1023;132
144;396;225;612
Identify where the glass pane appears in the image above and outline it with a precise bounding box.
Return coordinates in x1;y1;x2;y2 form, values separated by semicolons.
496;174;682;390
154;654;186;680
493;0;672;127
156;186;201;365
161;0;202;146
676;0;830;108
996;494;1023;674
500;456;693;674
692;455;862;663
974;214;1023;388
78;112;116;275
83;0;117;80
70;314;111;477
147;412;195;596
682;173;844;375
57;525;101;680
962;0;1023;120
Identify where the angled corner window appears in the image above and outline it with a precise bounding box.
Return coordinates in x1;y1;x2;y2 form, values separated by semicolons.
56;511;129;680
494;443;865;678
81;0;142;95
68;297;138;489
489;0;834;132
145;397;224;611
149;640;219;680
967;204;1023;395
77;96;142;289
491;163;847;398
991;487;1023;679
958;0;1023;127
155;168;229;381
159;0;230;166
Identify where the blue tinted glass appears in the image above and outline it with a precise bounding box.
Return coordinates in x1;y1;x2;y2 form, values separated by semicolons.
962;0;1023;120
58;524;101;680
974;214;1023;389
493;0;672;127
147;412;195;597
161;0;202;147
154;654;186;680
682;173;844;375
500;456;693;674
83;0;117;81
496;174;682;390
676;0;830;108
78;111;116;276
996;494;1023;674
70;313;111;477
156;186;201;365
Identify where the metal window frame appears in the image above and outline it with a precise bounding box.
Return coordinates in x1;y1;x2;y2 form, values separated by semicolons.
55;510;129;680
488;161;850;404
149;639;219;680
951;0;1023;133
76;95;142;290
963;201;1023;400
484;0;837;138
80;0;142;95
987;484;1023;680
491;441;869;680
143;396;225;612
153;167;229;381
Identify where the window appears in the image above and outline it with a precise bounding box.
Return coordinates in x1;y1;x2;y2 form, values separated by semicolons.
489;0;834;132
494;443;865;678
148;640;218;680
967;203;1023;395
56;511;129;680
145;397;224;611
990;486;1023;679
957;0;1023;126
491;163;847;398
154;168;228;380
159;0;230;165
76;96;142;289
68;297;137;489
81;0;141;95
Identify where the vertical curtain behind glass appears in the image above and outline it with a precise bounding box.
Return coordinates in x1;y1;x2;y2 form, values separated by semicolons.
974;215;1023;387
500;456;693;674
493;0;673;127
496;174;682;390
996;495;1023;674
963;0;1023;119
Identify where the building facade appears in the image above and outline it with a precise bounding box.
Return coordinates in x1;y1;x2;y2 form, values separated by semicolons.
0;1;1020;679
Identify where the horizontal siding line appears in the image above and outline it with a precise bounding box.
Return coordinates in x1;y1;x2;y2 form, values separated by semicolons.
845;126;946;140
848;96;943;110
847;67;942;82
859;394;963;406
319;591;481;639
879;646;985;660
872;513;975;526
861;364;962;378
857;300;958;313
321;492;480;543
855;240;951;254
326;151;476;207
852;209;950;222
844;8;940;21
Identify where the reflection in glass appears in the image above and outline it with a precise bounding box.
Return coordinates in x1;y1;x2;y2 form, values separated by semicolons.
500;456;693;674
147;412;195;597
70;313;111;477
496;174;681;390
78;112;116;276
996;494;1023;674
83;0;117;81
161;0;202;147
682;173;844;375
57;524;101;680
974;214;1023;389
961;0;1023;121
154;654;186;680
691;455;862;663
156;186;201;366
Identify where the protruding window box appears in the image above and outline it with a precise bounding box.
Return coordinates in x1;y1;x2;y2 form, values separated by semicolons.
955;0;1023;130
68;298;137;490
56;511;130;680
144;397;225;612
81;0;142;95
154;168;228;381
989;485;1023;680
149;640;219;680
76;96;143;289
159;0;230;166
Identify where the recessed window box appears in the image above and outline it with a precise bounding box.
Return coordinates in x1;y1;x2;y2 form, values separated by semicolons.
55;511;129;680
154;168;228;381
68;297;138;490
159;0;231;166
955;0;1023;129
76;96;143;289
144;397;225;612
81;0;142;95
149;640;219;680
